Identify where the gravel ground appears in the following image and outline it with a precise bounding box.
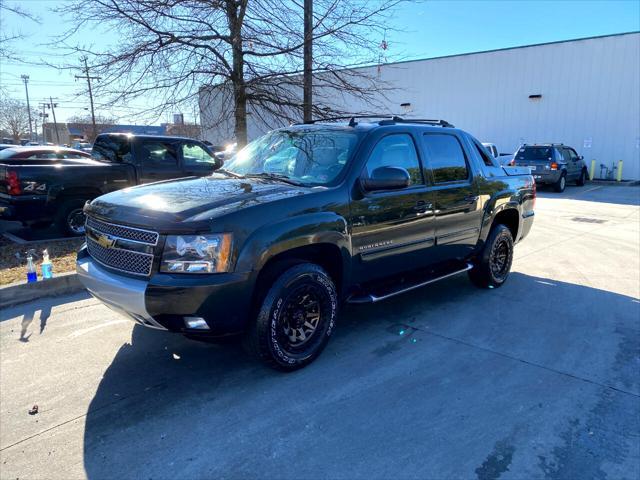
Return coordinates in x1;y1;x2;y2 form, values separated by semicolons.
0;237;83;285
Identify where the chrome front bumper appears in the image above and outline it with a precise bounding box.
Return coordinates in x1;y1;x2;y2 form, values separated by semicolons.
77;256;167;330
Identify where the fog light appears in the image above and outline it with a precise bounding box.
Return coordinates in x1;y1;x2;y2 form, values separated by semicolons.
184;317;210;330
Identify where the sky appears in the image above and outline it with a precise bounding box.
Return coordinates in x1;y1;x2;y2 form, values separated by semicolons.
1;0;638;125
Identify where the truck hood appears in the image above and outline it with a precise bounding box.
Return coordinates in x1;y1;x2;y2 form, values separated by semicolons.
85;173;313;230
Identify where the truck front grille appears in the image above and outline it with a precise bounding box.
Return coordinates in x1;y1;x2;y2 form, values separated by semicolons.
86;217;159;245
85;217;157;276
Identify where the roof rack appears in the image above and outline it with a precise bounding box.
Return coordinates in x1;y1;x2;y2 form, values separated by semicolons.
296;115;454;128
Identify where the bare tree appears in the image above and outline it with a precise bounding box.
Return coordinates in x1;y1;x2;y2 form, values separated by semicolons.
66;113;117;141
57;0;404;147
0;97;36;142
0;0;39;61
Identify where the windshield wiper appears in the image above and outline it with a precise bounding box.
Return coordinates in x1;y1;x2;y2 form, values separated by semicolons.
245;172;304;186
215;168;245;178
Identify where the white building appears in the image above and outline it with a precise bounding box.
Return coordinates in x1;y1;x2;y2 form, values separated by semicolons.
201;32;640;180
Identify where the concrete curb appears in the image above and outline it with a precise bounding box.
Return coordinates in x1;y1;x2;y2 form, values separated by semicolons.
0;272;85;309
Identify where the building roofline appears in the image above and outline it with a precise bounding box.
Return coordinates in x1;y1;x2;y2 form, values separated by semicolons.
380;31;640;68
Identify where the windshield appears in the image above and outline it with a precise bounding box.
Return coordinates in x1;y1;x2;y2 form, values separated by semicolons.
224;129;360;186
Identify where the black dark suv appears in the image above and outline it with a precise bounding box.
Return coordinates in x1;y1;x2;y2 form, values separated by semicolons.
77;117;535;370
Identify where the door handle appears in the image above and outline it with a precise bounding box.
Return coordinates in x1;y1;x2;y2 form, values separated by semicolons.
414;201;433;215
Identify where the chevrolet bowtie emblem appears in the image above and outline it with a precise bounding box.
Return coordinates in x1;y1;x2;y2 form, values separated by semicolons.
95;231;116;249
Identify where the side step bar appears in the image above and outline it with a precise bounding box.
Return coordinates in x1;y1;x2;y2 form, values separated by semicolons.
347;263;474;304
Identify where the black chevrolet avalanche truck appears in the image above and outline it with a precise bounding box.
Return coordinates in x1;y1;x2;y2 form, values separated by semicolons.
76;117;535;370
0;133;220;235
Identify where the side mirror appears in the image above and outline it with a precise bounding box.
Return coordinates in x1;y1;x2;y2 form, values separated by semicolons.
361;166;410;191
214;151;225;169
579;155;584;160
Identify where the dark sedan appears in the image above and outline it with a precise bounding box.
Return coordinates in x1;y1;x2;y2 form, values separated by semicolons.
0;146;92;161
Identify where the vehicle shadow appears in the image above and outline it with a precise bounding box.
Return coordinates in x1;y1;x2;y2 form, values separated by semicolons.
82;272;639;479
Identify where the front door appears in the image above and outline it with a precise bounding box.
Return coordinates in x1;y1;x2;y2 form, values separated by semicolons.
421;133;483;261
180;142;219;176
350;133;437;283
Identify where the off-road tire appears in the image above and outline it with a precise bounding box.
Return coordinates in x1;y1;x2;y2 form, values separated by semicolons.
244;263;338;371
469;224;514;289
55;198;88;236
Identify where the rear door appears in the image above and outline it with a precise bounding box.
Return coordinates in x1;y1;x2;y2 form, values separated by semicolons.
421;132;483;261
515;146;554;172
350;132;437;282
136;138;182;183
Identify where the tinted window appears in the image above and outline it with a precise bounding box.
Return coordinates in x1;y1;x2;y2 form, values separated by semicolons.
27;152;58;159
423;134;469;183
182;143;216;166
365;134;422;185
92;135;131;162
474;140;496;167
567;149;579;161
139;141;178;168
516;147;554;161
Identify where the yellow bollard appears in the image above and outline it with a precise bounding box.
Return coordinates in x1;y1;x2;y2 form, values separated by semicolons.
616;160;623;182
589;159;596;180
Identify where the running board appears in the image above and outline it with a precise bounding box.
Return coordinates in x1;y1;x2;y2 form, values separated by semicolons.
347;263;473;304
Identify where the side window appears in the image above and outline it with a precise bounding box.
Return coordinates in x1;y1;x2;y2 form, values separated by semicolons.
364;134;422;186
182;143;216;166
139;141;178;168
28;152;57;159
472;139;496;167
423;134;469;183
560;148;572;163
568;149;579;161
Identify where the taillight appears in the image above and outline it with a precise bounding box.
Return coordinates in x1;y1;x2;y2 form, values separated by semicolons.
6;170;21;195
550;162;558;170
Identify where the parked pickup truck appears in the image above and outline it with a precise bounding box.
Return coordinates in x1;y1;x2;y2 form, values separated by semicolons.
0;133;221;235
76;117;535;371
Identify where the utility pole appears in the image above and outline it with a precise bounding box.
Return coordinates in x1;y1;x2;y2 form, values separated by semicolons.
38;102;49;143
49;97;60;144
303;0;313;123
21;75;33;141
75;57;101;140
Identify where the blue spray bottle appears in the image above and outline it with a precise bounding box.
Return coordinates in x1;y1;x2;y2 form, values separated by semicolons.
41;249;53;279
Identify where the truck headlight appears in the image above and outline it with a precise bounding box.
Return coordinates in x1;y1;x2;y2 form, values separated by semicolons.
161;234;232;273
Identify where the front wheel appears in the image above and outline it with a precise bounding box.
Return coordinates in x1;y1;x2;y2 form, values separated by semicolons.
469;224;514;289
244;263;338;371
576;169;587;186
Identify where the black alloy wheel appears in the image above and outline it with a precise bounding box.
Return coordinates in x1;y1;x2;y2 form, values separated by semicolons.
468;223;514;288
245;263;338;371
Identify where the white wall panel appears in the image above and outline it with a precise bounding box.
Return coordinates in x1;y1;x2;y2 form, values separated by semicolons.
201;33;640;179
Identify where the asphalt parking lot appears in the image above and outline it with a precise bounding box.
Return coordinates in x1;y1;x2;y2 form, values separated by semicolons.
1;184;639;480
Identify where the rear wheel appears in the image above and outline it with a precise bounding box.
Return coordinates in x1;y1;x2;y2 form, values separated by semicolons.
554;173;567;193
55;198;88;236
244;263;338;371
469;224;514;289
576;168;587;186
